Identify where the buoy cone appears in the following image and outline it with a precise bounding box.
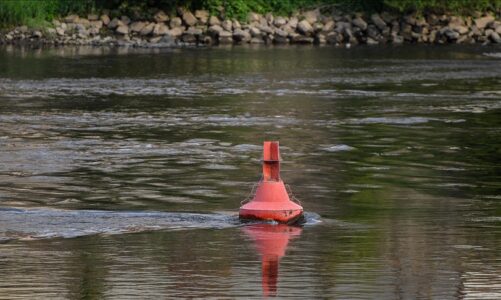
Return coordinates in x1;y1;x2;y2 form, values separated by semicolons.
239;141;303;223
242;224;302;298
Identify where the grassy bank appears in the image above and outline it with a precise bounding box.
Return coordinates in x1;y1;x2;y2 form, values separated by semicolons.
1;0;500;28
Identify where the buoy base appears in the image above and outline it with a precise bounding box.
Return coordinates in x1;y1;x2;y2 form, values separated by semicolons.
239;209;304;224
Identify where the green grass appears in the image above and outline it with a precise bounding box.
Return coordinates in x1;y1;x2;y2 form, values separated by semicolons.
0;0;499;28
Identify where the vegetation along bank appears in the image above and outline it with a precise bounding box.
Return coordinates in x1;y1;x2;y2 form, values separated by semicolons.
0;0;500;48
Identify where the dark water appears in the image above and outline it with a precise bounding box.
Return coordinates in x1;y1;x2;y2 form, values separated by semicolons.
0;44;500;299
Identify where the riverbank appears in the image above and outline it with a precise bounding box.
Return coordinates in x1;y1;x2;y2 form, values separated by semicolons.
1;8;500;48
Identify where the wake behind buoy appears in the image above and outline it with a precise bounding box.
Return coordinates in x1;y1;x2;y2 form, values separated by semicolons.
239;141;303;224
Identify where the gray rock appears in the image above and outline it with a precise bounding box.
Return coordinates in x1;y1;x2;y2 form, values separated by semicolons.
120;15;131;25
185;27;203;35
154;10;169;23
288;17;298;28
209;15;220;26
313;22;324;32
56;27;65;36
274;17;287;27
367;25;379;39
170;17;182;28
233;20;241;29
222;20;232;31
248;12;261;23
140;23;155;36
218;30;233;44
490;31;501;43
208;25;223;35
182;33;197;43
250;37;264;44
90;20;103;30
52;19;61;27
65;14;79;23
233;28;250;42
303;9;319;24
153;23;169;35
371;14;387;30
444;29;460;40
88;14;98;21
352;17;367;30
273;35;289;44
250;27;261;37
116;25;129;35
366;37;379;45
496;25;501;34
265;13;274;24
33;31;43;38
292;35;314;44
322;20;335;32
391;34;404;44
100;15;110;25
275;29;288;38
130;21;146;33
297;20;313;35
474;15;495;29
108;18;122;29
182;11;197;26
316;33;326;44
451;25;469;35
168;27;184;37
195;10;209;24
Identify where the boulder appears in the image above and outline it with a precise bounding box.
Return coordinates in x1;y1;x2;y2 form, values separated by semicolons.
233;20;241;29
444;29;460;40
352;17;367;30
108;18;122;29
275;29;288;38
490;31;501;43
195;10;209;24
297;20;313;35
249;37;263;44
140;23;155;36
33;31;43;38
168;27;184;37
88;14;98;21
218;30;233;44
56;27;65;36
371;13;387;30
154;10;169;23
120;16;131;25
182;11;197;26
233;28;251;42
116;25;129;35
248;12;261;23
208;25;223;35
250;26;261;37
288;17;298;28
222;20;232;31
170;17;182;28
303;9;319;24
323;20;335;32
186;27;203;35
209;15;220;26
130;21;146;33
274;17;287;27
100;14;110;25
64;14;79;23
153;23;169;35
90;20;103;30
451;24;469;35
474;15;495;29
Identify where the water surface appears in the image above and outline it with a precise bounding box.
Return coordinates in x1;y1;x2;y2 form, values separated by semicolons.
0;45;500;299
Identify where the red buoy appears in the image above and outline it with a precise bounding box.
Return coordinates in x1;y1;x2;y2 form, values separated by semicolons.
239;141;303;223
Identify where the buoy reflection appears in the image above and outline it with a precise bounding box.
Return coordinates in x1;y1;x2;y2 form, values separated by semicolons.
242;223;302;297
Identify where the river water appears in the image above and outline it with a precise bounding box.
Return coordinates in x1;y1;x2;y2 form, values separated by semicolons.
0;45;500;299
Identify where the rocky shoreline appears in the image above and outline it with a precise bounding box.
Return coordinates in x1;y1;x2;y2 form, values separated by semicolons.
1;8;500;48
